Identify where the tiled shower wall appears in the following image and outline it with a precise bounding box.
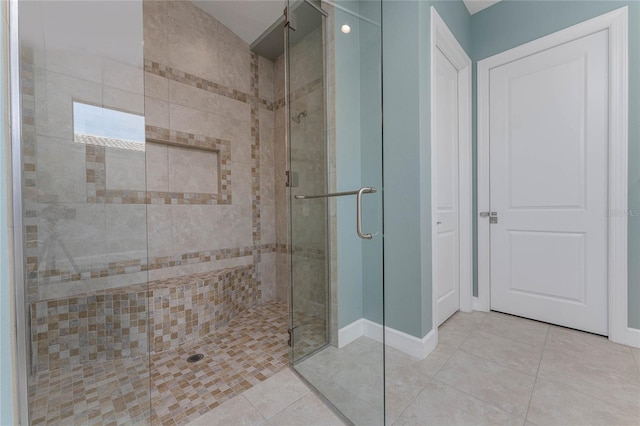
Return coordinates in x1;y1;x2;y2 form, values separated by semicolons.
22;0;289;372
274;54;289;303
22;0;283;303
142;0;278;299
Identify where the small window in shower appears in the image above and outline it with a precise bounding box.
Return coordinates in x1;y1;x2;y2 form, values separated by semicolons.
73;101;145;151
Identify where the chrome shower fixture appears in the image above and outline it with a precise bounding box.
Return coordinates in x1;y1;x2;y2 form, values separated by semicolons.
292;111;307;123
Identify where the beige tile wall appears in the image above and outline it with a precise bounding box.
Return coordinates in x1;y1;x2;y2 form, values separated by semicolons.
141;0;279;298
22;0;282;300
21;0;287;371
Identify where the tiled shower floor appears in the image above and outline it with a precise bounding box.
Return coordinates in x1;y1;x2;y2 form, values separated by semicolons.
29;301;289;426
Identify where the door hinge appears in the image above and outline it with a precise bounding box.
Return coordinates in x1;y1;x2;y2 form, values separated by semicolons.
287;326;300;347
286;171;298;188
284;6;297;31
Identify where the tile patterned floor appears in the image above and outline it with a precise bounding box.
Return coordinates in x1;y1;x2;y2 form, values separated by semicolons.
30;301;289;426
29;308;640;425
296;310;640;425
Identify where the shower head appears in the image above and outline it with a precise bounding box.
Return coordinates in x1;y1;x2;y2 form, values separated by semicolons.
292;111;307;123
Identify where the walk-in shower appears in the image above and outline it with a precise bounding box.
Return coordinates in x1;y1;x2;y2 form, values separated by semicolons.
11;0;386;424
12;1;294;423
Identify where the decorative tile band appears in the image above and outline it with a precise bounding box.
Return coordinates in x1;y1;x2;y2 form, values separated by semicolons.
250;52;263;298
145;126;231;158
144;60;274;111
273;77;323;111
291;245;326;260
273;98;286;111
30;265;259;371
20;47;40;303
75;133;146;152
32;244;283;285
82;126;233;205
146;126;232;203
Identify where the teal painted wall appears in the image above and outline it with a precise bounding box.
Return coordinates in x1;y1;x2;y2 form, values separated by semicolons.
359;0;385;326
335;1;365;328
382;0;426;338
382;0;470;338
470;0;640;329
335;0;386;329
368;0;639;339
0;0;16;423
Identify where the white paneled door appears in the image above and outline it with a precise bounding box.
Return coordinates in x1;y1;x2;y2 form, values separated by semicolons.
435;47;460;326
489;30;609;335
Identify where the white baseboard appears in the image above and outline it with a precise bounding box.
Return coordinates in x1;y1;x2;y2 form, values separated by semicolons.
338;319;437;360
337;319;365;348
611;326;640;348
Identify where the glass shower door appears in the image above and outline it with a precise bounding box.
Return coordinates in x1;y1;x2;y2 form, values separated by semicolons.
287;0;384;424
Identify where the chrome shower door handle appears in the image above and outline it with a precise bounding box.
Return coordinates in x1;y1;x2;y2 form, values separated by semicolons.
294;187;376;240
357;187;374;240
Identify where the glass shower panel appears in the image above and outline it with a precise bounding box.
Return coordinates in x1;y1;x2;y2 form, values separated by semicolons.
287;0;330;362
17;2;150;423
288;1;385;424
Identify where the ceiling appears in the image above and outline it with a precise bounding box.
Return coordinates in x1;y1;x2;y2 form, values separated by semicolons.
191;0;285;45
463;0;502;15
191;0;503;48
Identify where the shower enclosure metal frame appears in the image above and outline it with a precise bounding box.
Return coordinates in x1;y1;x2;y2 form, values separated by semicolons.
284;5;353;423
9;0;31;423
285;0;332;364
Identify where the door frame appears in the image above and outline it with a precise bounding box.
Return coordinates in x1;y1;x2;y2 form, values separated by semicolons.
430;7;473;329
477;7;637;347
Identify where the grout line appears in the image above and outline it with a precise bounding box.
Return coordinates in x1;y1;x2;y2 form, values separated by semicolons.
523;323;550;423
238;394;269;424
433;349;530;421
389;382;428;425
432;378;524;422
471;319;549;349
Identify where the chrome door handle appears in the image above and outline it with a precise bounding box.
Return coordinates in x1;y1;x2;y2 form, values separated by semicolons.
356;187;374;240
295;187;376;240
480;211;498;223
294;188;376;199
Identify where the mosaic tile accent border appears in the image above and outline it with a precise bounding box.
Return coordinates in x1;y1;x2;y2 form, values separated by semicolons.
30;265;259;371
35;244;282;285
144;60;274;112
250;52;263;301
32;242;320;286
83;127;233;205
75;133;145;152
20;47;41;303
291;245;326;260
146;126;232;204
273;76;323;111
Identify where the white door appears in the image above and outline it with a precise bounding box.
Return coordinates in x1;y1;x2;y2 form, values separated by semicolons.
489;30;609;335
435;47;460;326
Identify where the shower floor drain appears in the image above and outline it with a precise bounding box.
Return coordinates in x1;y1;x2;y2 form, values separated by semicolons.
186;354;204;363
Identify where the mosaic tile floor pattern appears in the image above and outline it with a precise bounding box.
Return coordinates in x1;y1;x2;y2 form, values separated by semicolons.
30;301;289;426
